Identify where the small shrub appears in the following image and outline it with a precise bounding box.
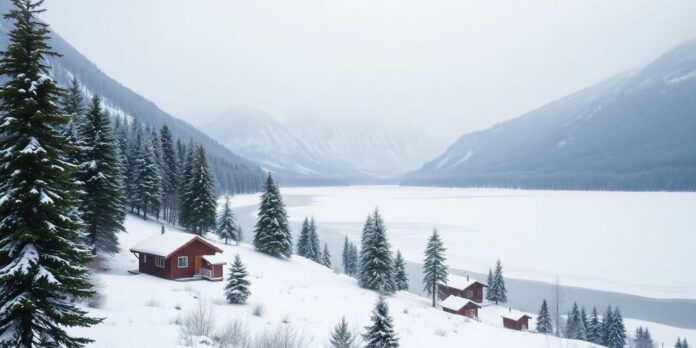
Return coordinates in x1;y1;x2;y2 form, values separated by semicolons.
251;323;309;348
214;319;250;348
179;299;216;346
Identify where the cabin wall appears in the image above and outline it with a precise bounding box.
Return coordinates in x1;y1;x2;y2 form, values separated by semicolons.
138;253;169;279
169;239;222;280
438;284;485;303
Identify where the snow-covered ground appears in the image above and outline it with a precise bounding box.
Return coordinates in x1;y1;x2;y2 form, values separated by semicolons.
230;186;696;300
77;216;604;347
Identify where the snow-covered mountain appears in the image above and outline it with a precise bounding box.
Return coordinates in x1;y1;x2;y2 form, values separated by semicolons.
195;108;446;184
403;39;696;191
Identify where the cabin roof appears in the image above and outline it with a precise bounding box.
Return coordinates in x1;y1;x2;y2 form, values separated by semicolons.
439;274;488;291
501;309;532;321
202;254;227;265
130;231;223;258
441;296;480;311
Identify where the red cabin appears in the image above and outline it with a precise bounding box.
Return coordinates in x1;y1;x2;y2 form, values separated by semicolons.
502;310;533;331
441;296;481;319
438;274;488;303
130;231;226;281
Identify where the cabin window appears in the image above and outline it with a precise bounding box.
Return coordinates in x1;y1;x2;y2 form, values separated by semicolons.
155;256;165;268
466;289;474;298
142;254;147;263
178;256;189;268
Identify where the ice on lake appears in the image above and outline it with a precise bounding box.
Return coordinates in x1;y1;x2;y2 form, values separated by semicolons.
232;186;696;299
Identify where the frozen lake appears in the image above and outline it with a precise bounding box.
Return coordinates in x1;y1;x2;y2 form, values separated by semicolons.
232;186;696;300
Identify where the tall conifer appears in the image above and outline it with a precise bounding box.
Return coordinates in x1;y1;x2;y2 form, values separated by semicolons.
358;210;395;294
252;174;292;257
422;228;447;307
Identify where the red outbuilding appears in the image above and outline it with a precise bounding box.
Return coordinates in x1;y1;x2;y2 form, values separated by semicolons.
441;295;481;319
130;231;226;281
502;309;533;331
438;274;488;303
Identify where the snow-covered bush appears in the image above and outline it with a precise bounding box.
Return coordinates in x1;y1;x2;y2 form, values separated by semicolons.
179;299;216;346
214;319;250;348
251;324;309;348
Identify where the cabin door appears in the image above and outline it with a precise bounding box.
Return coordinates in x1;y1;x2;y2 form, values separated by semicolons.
194;256;202;274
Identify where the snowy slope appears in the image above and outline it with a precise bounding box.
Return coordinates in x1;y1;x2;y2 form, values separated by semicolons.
75;216;599;347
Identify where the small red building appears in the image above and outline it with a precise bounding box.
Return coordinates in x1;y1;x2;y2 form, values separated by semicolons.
502;310;533;331
441;295;481;319
130;231;226;281
438;274;488;303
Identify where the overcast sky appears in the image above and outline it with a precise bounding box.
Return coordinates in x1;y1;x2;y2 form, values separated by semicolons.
41;0;696;139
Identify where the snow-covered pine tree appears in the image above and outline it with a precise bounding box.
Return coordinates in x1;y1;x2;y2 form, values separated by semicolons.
177;141;194;227
329;316;359;348
393;250;408;291
216;195;239;244
632;326;655;348
358;209;396;295
601;305;614;346
253;173;292;257
159;125;179;223
488;259;508;304
133;131;161;219
683;338;690;348
362;296;399;348
342;236;351;274
536;299;553;334
59;76;85;165
422;228;448;307
113;116;129;171
349;242;359;275
125;121;142;212
308;216;321;262
485;268;494;302
605;307;627;348
296;217;312;258
321;242;332;268
224;255;251;304
184;145;217;235
586;306;602;344
77;95;126;255
564;303;579;338
0;0;102;345
676;338;683;348
580;306;589;339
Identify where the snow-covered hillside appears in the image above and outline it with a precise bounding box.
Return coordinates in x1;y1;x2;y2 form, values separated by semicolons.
76;216;598;347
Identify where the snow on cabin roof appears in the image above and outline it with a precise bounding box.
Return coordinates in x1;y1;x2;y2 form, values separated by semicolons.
501;309;532;321
441;296;479;311
439;274;487;290
202;254;227;265
130;231;221;258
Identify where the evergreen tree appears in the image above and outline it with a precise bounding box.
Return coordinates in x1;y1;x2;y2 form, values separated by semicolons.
183;146;216;235
684;338;690;348
125;121;143;212
253;174;292;257
177;141;194;227
393;250;409;291
485;268;494;302
133;132;161;219
362;296;399;348
586;306;602;344
349;243;359;275
358;209;396;295
565;303;586;340
0;1;101;345
216;195;239;244
676;338;683;348
342;236;351;274
224;255;250;304
488;259;508;304
308;217;321;262
296;217;312;258
159;125;179;223
329;316;358;348
580;306;589;339
321;242;332;268
536;299;553;334
632;326;655;348
601;305;614;346
605;307;627;348
77;95;126;255
59;76;85;166
422;228;448;307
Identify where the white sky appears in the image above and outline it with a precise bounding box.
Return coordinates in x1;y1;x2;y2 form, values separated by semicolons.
41;0;696;139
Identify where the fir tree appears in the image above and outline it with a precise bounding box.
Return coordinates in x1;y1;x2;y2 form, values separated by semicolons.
349;243;359;275
224;255;251;304
586;306;602;344
59;76;85;166
601;305;614;346
183;146;216;235
216;195;239;244
676;338;683;348
296;217;312;258
329;316;358;348
564;303;586;340
358;209;396;295
342;236;351;274
684;338;690;348
177;142;194;227
605;307;627;348
422;228;448;307
393;250;408;291
485;268;494;302
159;125;179;223
580;306;589;339
77;95;126;255
125;121;143;212
253;174;292;257
133;131;161;219
0;1;101;346
362;296;399;348
536;299;553;334
488;259;507;304
632;326;655;348
321;242;332;268
308;217;321;262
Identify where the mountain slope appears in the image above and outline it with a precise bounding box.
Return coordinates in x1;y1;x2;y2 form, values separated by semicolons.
403;39;696;191
195;108;445;184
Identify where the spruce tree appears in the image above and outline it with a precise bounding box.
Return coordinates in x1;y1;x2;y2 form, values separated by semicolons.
362;296;399;348
606;307;627;348
422;228;447;307
253;174;292;257
358;209;396;295
684;338;690;348
59;76;85;167
580;306;589;339
159;125;178;223
224;255;250;304
342;236;351;274
632;326;655;348
133;132;161;219
536;299;553;334
296;217;312;258
488;259;507;304
676;338;683;348
321;242;332;268
216;195;239;244
125;122;143;212
329;316;358;348
565;303;586;340
0;1;101;345
485;268;494;302
308;217;321;262
601;305;614;346
177;142;194;227
393;250;408;291
586;306;602;344
183;146;217;235
77;95;126;255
